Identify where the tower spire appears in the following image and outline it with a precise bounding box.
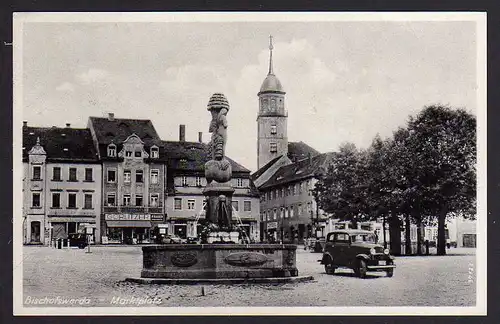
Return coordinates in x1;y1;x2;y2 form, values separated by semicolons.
268;35;274;75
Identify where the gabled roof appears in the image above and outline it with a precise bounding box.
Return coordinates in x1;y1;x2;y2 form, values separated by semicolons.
162;141;251;174
260;152;334;189
23;126;99;163
251;155;283;181
287;141;320;162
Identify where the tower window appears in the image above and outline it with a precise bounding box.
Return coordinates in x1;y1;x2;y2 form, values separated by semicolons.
270;125;277;135
270;142;277;153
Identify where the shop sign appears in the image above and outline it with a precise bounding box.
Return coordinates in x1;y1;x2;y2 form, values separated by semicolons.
105;214;151;221
267;222;278;230
151;214;164;221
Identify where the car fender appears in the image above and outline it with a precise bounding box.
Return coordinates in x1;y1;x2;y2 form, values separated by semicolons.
356;253;370;261
320;252;334;264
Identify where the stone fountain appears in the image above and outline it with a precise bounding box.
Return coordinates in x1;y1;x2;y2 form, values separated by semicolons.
127;93;312;284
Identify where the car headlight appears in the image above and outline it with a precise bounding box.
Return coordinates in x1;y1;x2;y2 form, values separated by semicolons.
370;248;376;255
384;249;389;255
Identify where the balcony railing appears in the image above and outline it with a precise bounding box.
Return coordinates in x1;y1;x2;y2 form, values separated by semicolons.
103;206;163;213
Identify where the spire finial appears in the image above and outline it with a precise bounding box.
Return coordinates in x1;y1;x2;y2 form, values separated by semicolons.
268;35;274;75
36;137;40;145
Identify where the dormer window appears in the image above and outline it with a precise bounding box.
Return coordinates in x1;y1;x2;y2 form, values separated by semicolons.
107;144;116;157
150;146;159;159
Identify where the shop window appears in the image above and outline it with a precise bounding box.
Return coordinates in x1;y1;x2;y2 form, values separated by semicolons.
107;193;116;206
69;168;77;181
32;166;41;180
136;170;143;183
244;201;251;212
150;146;159;158
107;144;117;157
52;167;61;181
124;170;131;183
123;194;131;206
52;193;60;208
135;195;143;206
196;177;202;187
150;194;159;207
150;169;159;184
32;193;41;208
107;169;116;183
181;176;188;186
68;193;77;208
174;198;182;210
187;199;195;210
84;194;93;209
85;168;93;182
232;200;239;212
270;142;277;153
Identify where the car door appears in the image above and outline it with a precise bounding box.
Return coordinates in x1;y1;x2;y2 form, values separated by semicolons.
333;233;350;266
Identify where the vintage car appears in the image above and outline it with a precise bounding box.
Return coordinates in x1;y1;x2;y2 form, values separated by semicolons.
161;234;185;244
318;229;396;278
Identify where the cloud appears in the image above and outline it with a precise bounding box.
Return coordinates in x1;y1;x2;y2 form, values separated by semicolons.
55;82;75;92
76;68;109;85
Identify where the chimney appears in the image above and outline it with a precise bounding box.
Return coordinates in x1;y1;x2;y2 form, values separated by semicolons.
23;121;27;127
198;132;203;143
108;113;115;121
179;124;186;142
65;123;71;128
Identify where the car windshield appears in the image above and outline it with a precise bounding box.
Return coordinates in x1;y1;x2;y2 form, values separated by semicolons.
350;234;376;243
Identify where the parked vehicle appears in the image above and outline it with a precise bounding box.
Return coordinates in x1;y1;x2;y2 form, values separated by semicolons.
161;234;184;244
68;233;88;249
319;229;396;278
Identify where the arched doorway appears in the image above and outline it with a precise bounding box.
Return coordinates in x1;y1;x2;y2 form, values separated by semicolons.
30;221;41;243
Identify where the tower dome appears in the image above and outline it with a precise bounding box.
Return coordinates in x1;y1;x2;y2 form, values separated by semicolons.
258;35;285;95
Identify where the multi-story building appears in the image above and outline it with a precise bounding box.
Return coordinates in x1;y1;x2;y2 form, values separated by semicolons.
164;125;261;242
253;38;332;243
23;123;102;245
88;114;166;244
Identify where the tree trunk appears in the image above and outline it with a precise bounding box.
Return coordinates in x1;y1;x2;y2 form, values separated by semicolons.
389;214;402;256
382;214;387;249
437;207;448;255
416;216;423;255
404;214;412;255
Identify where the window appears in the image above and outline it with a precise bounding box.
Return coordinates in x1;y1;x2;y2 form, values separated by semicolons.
85;168;93;181
32;166;41;180
181;176;188;186
299;182;303;193
69;168;77;181
150;194;159;207
298;204;302;216
52;167;61;181
270;124;277;135
125;150;133;157
32;193;41;207
135;195;143;206
196;177;202;187
107;193;116;206
232;200;239;212
285;207;289;218
124;170;131;183
150;170;159;184
52;193;60;208
270;142;277;153
123;194;131;206
292;185;296;195
236;178;243;187
272;190;276;200
187;199;195;210
84;194;93;209
273;209;277;220
107;144;117;157
244;201;251;212
290;206;295;218
150;146;159;158
174;198;182;210
68;193;76;208
107;169;116;183
135;150;142;158
277;188;282;198
136;170;143;183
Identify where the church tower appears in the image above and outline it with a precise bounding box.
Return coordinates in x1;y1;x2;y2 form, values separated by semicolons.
257;36;288;169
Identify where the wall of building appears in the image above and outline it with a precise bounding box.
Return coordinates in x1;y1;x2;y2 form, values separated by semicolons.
257;116;288;169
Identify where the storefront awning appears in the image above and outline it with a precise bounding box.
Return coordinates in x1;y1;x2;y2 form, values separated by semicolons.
106;220;151;228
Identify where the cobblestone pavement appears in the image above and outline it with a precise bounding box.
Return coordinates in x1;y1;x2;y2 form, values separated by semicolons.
22;245;476;307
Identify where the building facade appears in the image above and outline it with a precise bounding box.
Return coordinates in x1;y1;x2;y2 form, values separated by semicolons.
23;124;102;245
88;114;166;244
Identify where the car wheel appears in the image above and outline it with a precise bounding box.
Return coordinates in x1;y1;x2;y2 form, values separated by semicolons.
324;258;335;275
386;269;394;278
357;259;367;278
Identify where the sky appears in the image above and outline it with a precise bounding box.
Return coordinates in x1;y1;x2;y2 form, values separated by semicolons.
19;15;479;172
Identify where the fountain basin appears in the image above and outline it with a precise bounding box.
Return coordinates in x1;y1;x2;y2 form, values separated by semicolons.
139;244;299;279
